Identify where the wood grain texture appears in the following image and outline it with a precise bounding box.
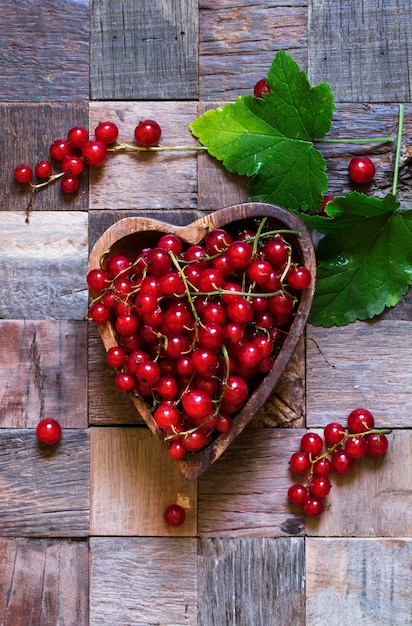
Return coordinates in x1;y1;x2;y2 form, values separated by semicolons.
90;0;198;100
199;1;308;100
198;537;305;626
1;103;89;211
0;537;89;626
308;0;412;102
306;321;412;427
252;337;306;428
0;212;88;320
198;429;306;538
90;536;198;625
90;427;197;536
0;430;89;537
88;101;199;210
306;429;412;538
0;320;87;428
0;0;89;102
306;538;412;625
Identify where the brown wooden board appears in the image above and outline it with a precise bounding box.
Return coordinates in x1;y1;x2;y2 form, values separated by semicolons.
0;537;89;626
90;0;199;100
0;320;87;429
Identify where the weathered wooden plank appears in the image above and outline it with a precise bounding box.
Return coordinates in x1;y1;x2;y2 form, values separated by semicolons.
198;429;306;538
252;337;306;429
0;212;88;319
89;0;198;100
0;429;89;537
306;429;412;538
88;208;200;252
1;103;89;211
0;1;89;102
199;2;308;101
0;320;87;428
308;0;412;102
306;321;412;427
0;537;89;626
90;536;198;625
88;322;144;426
306;538;412;625
198;537;305;626
88;101;199;210
90;427;197;536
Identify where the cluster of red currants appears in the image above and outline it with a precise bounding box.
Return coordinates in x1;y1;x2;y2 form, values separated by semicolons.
13;119;162;195
288;408;391;517
87;219;311;461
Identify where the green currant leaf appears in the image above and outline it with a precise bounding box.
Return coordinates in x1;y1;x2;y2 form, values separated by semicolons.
189;50;334;212
303;192;412;327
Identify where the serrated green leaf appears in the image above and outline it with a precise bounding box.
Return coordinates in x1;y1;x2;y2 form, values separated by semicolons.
308;194;412;327
189;51;334;211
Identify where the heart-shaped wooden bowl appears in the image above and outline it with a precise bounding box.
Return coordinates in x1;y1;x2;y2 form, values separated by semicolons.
88;202;316;480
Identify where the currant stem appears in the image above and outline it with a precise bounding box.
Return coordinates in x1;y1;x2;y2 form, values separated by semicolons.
109;141;207;153
392;103;404;197
316;136;394;145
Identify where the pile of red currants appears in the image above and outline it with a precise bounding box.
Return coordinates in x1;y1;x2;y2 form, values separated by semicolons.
87;218;312;461
288;408;391;517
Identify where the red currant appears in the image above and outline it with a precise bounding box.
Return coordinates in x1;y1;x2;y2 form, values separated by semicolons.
82;140;108;166
366;432;389;456
303;497;324;517
61;174;80;194
34;160;52;179
36;418;62;445
163;504;186;526
254;78;271;98
134;119;162;147
67;125;89;148
348;156;375;184
94;121;119;145
330;450;356;474
287;484;308;506
287;266;312;290
347;408;374;433
289;451;311;475
14;164;33;184
50;139;71;161
324;422;345;446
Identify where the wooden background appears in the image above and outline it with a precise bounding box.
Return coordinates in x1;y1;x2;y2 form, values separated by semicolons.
1;1;412;624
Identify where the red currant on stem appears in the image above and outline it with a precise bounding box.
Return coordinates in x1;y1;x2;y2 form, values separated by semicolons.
134;119;162;148
253;78;271;98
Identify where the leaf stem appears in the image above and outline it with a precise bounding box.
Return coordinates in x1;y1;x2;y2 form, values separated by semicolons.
392;103;404;197
316;136;394;145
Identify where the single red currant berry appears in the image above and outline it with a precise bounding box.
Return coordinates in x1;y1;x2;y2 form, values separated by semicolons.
344;435;368;459
50;139;72;161
163;504;186;526
82;140;108;166
94;120;119;145
330;450;356;474
61;174;80;194
106;346;127;369
89;302;111;324
181;389;213;419
226;241;253;270
115;313;139;337
323;422;346;446
348;156;375;184
34;159;52;179
62;155;83;177
115;372;136;392
134;119;162;147
105;254;132;278
156;233;183;255
300;432;323;456
366;432;389;456
254;78;271;98
205;228;233;253
309;476;331;499
183;430;207;451
167;441;187;461
287;266;312;290
289;451;311;475
67;125;89;148
14;164;33;184
303;497;324;517
87;268;111;292
347;408;375;433
312;457;332;477
287;484;309;506
36;418;62;445
154;404;180;429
